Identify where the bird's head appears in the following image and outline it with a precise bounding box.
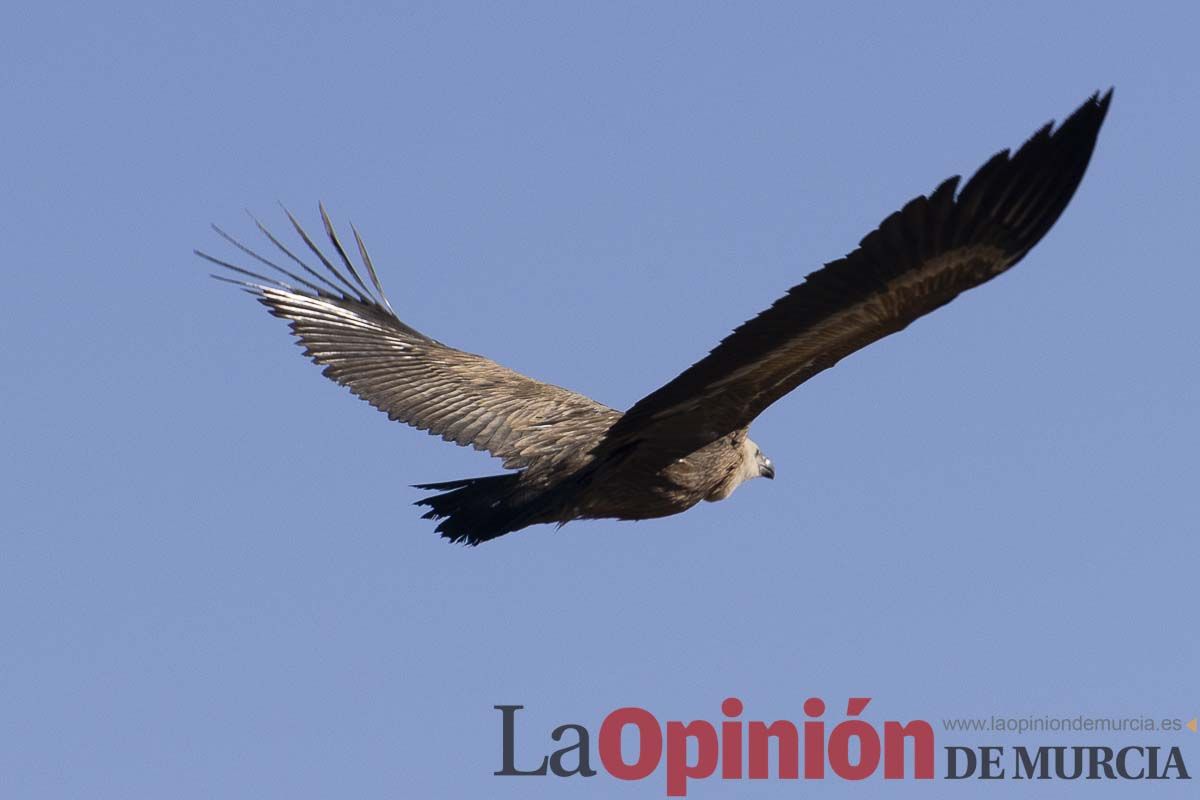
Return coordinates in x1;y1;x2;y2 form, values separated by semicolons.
745;437;775;481
756;448;775;480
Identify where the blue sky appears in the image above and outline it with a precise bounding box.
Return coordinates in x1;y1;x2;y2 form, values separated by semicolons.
3;2;1197;797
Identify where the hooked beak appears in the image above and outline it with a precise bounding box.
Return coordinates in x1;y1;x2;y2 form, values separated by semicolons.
759;458;775;480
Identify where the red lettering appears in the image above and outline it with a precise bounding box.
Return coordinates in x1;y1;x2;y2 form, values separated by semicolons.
666;720;718;796
828;720;881;779
883;720;935;779
721;697;743;778
748;721;799;779
598;707;662;781
803;697;826;779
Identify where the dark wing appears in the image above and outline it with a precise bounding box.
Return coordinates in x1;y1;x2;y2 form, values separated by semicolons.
198;205;619;471
599;89;1112;464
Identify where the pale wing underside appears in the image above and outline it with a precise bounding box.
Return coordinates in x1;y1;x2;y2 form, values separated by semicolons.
198;207;618;471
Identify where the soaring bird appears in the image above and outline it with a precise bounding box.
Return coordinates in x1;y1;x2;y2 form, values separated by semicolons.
200;90;1111;545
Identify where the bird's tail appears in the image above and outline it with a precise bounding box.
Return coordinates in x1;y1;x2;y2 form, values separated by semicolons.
413;474;541;545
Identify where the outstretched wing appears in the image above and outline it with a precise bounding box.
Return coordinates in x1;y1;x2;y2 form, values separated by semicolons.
198;205;619;471
600;90;1112;463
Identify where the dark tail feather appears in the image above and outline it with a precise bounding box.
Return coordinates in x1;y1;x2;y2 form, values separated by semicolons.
413;474;536;545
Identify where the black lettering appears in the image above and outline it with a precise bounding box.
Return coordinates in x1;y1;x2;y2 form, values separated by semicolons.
944;746;976;779
1014;746;1051;779
549;723;596;777
979;746;1004;779
1116;746;1145;779
1163;747;1191;780
1088;746;1115;779
1055;746;1083;779
494;705;549;776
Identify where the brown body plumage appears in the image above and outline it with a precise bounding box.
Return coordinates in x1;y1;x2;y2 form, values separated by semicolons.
200;90;1111;545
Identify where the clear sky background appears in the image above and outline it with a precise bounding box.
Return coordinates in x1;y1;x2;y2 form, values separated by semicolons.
3;2;1197;797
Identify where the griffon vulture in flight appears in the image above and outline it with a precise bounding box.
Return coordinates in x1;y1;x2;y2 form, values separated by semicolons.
199;90;1111;545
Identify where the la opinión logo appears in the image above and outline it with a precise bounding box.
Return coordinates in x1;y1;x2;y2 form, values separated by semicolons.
494;698;1192;795
495;697;933;796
